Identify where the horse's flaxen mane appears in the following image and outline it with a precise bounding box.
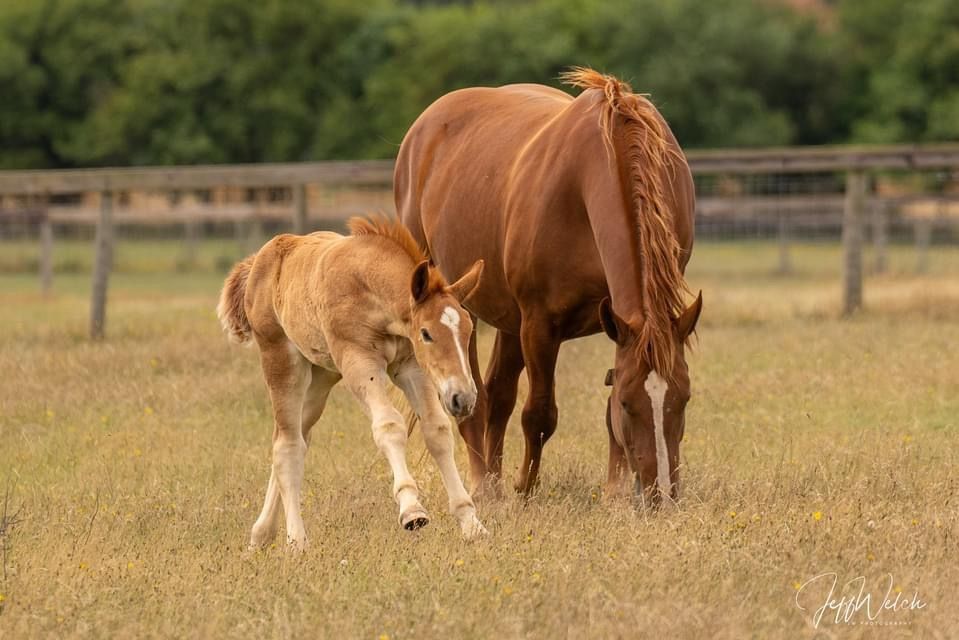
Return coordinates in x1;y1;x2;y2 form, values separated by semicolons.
347;214;447;293
560;67;691;378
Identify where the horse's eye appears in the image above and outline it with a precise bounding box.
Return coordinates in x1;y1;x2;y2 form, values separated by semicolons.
420;328;433;343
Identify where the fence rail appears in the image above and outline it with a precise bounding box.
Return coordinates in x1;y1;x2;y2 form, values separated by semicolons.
1;143;957;338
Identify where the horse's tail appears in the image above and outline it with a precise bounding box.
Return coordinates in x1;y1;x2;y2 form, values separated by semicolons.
561;67;689;378
217;254;256;344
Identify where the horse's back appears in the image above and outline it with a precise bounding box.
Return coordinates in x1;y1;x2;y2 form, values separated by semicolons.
397;84;581;330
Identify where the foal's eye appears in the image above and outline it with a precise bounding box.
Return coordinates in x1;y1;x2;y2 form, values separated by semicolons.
420;328;433;343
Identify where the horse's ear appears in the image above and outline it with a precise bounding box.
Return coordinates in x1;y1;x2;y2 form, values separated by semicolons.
599;297;628;345
449;259;484;303
675;291;703;341
410;260;431;304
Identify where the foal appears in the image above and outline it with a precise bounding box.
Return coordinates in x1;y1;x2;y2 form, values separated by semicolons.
217;217;487;548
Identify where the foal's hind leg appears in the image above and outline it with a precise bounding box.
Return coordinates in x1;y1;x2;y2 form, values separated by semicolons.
251;342;312;551
341;353;427;530
250;366;338;549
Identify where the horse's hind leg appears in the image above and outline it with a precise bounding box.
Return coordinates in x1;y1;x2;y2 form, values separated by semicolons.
457;320;491;497
342;353;427;530
515;317;561;495
483;330;525;491
251;342;312;551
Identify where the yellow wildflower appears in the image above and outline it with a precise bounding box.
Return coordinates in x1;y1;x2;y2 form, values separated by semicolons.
812;511;823;521
454;559;465;567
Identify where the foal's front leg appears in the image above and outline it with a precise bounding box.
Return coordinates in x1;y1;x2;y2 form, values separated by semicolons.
395;363;487;539
342;354;428;530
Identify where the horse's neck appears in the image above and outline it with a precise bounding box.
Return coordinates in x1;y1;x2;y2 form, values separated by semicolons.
579;156;646;324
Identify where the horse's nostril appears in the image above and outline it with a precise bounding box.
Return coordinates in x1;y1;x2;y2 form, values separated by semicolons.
451;393;463;413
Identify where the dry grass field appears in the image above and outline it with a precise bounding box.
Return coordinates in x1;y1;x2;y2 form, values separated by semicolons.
0;239;957;638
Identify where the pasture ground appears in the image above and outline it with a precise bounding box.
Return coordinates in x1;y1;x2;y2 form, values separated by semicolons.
0;240;957;638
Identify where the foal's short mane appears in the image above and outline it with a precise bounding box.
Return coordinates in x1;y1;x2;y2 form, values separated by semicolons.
560;67;691;378
347;215;448;294
348;215;428;263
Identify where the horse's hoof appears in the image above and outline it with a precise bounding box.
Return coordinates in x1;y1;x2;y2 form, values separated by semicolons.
401;508;430;531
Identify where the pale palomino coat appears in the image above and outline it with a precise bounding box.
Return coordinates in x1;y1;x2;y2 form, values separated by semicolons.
217;217;487;548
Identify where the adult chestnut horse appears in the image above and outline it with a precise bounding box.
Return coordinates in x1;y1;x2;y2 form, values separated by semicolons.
396;68;702;503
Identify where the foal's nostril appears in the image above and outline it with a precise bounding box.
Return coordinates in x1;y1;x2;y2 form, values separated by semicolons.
451;393;464;414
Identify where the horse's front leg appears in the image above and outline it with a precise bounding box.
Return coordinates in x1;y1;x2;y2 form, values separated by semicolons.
395;363;487;539
342;353;428;530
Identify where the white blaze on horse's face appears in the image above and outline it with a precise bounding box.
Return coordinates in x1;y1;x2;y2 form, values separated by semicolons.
644;371;672;498
608;353;690;506
411;298;477;419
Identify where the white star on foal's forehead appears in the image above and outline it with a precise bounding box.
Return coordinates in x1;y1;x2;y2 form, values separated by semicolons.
440;306;460;329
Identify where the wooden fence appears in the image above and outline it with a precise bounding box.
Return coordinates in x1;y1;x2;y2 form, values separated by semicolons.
1;144;958;338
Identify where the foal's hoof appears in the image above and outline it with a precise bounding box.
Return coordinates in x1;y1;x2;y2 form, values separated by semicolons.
401;508;430;531
460;515;489;540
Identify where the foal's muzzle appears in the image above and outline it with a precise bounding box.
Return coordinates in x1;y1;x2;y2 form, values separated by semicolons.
445;389;476;419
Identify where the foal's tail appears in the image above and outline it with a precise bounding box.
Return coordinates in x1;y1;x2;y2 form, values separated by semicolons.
217;255;255;344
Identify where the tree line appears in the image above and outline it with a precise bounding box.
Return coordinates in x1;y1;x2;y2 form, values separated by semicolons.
1;0;956;169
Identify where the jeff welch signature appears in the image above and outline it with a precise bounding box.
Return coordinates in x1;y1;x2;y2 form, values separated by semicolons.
795;573;927;628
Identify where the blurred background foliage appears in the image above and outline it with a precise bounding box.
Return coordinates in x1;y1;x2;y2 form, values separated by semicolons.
1;0;957;169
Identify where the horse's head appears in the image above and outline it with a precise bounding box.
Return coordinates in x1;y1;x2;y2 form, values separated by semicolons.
408;259;485;419
599;292;702;506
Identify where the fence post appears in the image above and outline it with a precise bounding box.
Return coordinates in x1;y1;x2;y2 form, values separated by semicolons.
777;211;791;274
90;190;114;339
184;216;200;267
872;200;889;274
915;216;932;274
842;170;866;315
39;206;53;296
292;184;308;235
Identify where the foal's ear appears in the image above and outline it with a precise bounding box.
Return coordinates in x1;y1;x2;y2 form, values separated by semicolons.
599;297;629;345
674;290;703;341
411;260;432;304
449;259;484;303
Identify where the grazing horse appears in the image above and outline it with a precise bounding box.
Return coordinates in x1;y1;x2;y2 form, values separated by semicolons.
217;217;487;548
396;68;702;504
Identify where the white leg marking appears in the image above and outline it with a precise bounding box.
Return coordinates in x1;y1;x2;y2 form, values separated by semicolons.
644;371;671;496
440;305;472;388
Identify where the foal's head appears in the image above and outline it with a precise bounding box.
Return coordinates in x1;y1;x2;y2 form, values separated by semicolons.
599;293;703;506
408;259;485;419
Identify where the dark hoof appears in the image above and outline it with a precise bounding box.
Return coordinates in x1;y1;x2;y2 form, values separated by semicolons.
400;507;430;531
403;516;430;531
